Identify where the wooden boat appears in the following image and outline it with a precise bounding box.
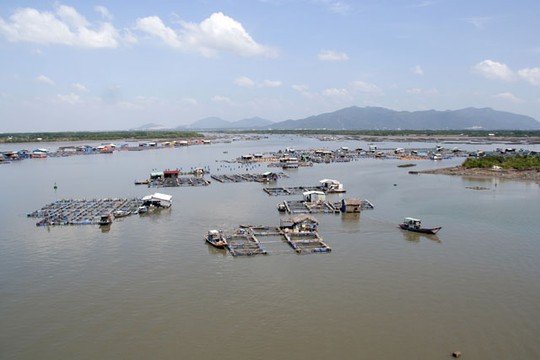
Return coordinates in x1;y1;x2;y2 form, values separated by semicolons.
113;210;130;218
205;230;227;249
399;217;441;234
98;214;113;226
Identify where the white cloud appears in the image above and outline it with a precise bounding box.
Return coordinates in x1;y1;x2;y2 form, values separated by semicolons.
472;59;514;81
322;87;351;99
0;5;121;48
261;80;282;88
56;93;81;104
136;12;276;57
212;95;233;105
493;92;524;103
411;65;424;75
36;75;55;85
235;76;256;88
136;16;181;48
235;77;282;88
318;49;349;61
94;6;112;20
463;16;492;30
352;80;383;94
406;87;438;95
292;84;314;98
179;97;199;106
518;67;540;86
320;0;351;14
72;83;88;92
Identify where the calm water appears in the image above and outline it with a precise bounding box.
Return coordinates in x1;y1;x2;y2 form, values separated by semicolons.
1;135;540;359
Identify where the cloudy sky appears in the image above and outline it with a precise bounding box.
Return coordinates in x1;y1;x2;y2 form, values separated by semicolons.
1;0;539;131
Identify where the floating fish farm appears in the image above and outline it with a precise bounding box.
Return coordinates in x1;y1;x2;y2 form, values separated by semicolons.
28;198;143;226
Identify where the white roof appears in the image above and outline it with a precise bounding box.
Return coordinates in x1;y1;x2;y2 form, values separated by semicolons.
320;179;340;184
404;217;421;222
142;193;172;202
303;190;325;196
152;193;172;201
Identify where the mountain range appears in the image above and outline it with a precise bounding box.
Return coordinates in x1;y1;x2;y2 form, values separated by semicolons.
135;107;540;131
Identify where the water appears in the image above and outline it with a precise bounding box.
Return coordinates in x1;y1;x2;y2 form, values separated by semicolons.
1;135;540;359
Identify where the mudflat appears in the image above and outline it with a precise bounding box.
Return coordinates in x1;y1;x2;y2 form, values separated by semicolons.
417;166;540;183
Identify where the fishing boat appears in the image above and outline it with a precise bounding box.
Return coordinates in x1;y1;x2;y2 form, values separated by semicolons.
399;217;441;234
98;214;113;226
113;210;130;218
205;230;227;249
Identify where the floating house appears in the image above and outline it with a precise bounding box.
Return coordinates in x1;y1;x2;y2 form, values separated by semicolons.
141;193;172;208
280;215;319;232
163;170;180;179
319;179;345;193
303;190;326;203
280;157;299;168
340;198;361;213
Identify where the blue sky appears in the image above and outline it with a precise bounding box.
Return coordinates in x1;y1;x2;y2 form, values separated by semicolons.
1;0;539;131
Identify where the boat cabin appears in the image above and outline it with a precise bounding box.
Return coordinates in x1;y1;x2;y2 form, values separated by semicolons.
141;192;173;208
259;172;278;182
319;179;345;193
403;217;421;229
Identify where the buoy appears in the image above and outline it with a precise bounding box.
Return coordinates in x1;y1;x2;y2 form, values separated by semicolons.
452;351;461;358
53;183;58;190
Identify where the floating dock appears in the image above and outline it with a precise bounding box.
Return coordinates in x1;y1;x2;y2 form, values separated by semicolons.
263;186;324;196
210;172;285;183
278;200;340;214
282;230;331;253
148;176;210;187
213;223;330;255
28;198;143;226
221;228;268;256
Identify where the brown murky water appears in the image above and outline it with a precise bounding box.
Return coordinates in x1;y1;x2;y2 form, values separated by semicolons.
1;136;539;359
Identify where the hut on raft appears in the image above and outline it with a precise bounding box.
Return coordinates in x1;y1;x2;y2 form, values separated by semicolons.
280;215;319;232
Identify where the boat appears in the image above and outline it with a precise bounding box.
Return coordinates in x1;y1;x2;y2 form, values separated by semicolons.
137;205;148;214
399;217;441;234
205;230;227;249
113;210;130;218
98;214;113;226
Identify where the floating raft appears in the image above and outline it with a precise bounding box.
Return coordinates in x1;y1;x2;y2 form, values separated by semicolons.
210;172;285;183
279;200;340;214
282;231;331;253
148;176;210;187
215;225;330;255
263;186;324;196
28;198;143;226
222;228;268;256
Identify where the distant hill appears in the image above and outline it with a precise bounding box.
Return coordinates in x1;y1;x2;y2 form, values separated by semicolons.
130;123;169;131
268;107;540;130
184;116;273;130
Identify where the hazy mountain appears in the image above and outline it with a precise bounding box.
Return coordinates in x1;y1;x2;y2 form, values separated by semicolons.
233;117;274;128
187;117;231;129
184;116;273;129
269;106;540;130
130;123;169;131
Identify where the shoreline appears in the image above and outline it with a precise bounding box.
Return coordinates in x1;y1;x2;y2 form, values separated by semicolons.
416;166;540;183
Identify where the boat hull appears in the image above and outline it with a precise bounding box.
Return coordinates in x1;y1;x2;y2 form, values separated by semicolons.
399;224;441;234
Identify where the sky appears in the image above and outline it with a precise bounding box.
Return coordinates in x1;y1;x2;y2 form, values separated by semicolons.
1;0;539;132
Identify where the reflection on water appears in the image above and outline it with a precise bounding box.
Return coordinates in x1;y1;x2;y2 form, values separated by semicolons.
400;229;441;243
1;135;540;360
